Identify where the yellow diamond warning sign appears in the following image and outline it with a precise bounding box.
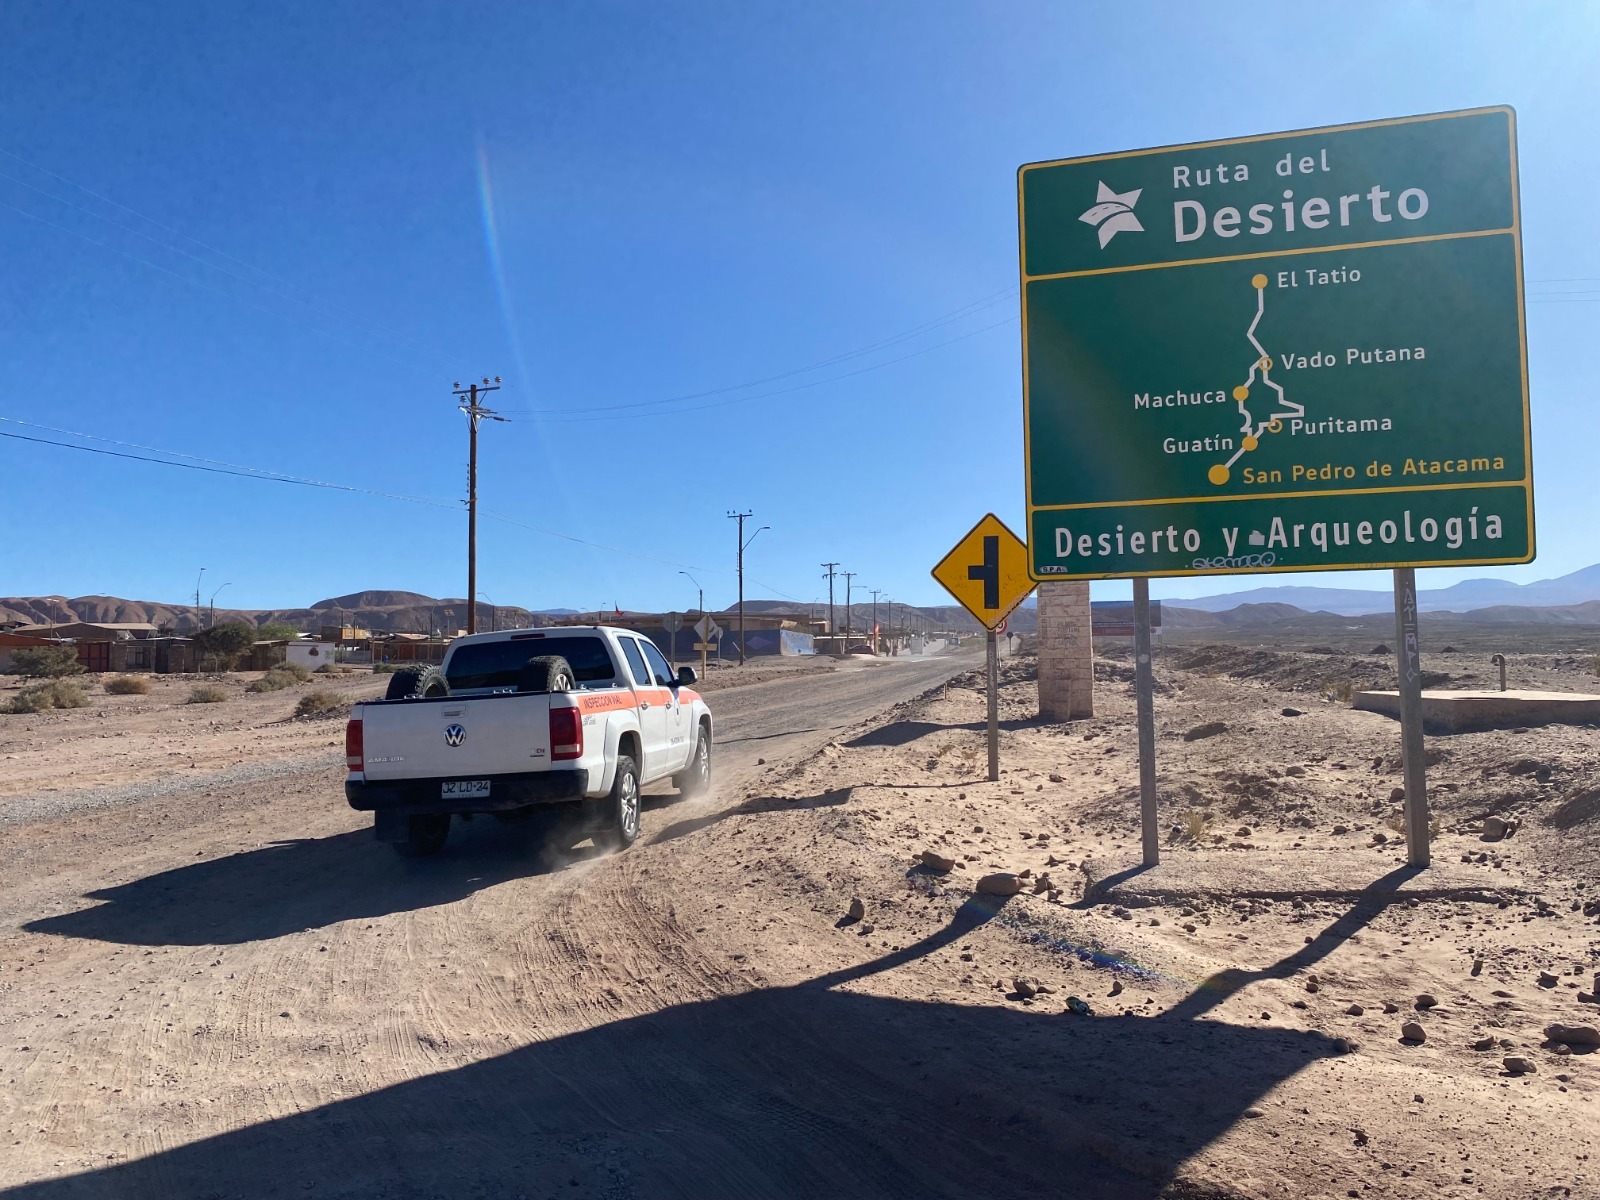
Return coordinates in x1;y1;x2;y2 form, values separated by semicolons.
931;514;1035;631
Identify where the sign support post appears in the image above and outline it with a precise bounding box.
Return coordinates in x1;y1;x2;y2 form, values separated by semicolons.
985;630;1000;782
1132;578;1159;867
1392;568;1430;867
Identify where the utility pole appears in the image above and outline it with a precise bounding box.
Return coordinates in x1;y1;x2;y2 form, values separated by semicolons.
454;376;505;635
726;511;766;666
821;563;839;656
869;588;881;653
194;566;205;633
842;571;856;652
728;511;751;666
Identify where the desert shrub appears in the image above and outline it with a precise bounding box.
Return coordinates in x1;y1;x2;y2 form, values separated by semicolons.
254;623;304;643
314;663;338;674
1178;807;1212;842
187;684;229;704
1322;677;1357;704
5;679;91;713
274;661;313;682
9;645;85;678
294;689;345;717
372;661;400;674
104;675;151;695
191;622;256;671
247;670;295;693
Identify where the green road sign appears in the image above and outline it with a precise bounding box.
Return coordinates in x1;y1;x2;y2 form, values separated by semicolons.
1019;106;1532;580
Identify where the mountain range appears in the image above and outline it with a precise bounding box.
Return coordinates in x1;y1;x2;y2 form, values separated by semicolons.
5;565;1599;639
1156;563;1600;617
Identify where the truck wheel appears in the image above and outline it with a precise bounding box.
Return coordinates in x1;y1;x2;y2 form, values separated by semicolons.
392;814;450;857
592;754;640;851
673;728;712;798
385;665;449;701
517;655;574;694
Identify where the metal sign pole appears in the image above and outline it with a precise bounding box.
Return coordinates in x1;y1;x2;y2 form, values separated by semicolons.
985;630;1000;782
1392;568;1431;867
1132;578;1159;867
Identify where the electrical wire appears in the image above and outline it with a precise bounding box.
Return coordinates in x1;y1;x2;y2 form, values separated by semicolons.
524;315;1019;424
498;286;1018;417
0;427;461;509
0;416;812;596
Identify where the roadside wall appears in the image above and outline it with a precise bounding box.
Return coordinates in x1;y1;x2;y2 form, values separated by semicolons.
1036;581;1093;720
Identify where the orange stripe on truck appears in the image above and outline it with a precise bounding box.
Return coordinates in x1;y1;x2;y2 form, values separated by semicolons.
577;692;635;714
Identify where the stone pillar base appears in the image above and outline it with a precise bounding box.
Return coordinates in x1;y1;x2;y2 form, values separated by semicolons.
1036;581;1093;721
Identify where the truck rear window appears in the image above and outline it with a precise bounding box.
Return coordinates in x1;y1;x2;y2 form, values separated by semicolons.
444;637;617;690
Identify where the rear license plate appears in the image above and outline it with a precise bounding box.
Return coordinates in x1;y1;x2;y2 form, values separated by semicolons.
441;779;492;799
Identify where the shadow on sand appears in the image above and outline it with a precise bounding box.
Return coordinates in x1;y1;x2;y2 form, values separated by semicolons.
22;815;600;947
5;886;1380;1200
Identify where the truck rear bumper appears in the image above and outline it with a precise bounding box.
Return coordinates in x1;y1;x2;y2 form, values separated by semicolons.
345;769;589;815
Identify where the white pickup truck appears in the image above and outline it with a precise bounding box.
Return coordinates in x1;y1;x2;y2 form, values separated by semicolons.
344;626;713;857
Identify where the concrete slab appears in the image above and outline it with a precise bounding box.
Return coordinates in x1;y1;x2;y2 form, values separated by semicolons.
1355;688;1600;733
1081;851;1524;908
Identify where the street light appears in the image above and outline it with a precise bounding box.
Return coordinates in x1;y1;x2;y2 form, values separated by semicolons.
208;582;232;629
194;567;206;632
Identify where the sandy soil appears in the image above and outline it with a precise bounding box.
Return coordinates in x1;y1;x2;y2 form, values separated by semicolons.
0;670;389;809
1;644;1595;1199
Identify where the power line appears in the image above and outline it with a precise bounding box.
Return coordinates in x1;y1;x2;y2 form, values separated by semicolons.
498;287;1018;418
0;426;460;508
523;315;1019;425
0;414;792;588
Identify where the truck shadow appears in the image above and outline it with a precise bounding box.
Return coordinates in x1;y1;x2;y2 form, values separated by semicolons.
21;818;598;947
2;899;1336;1200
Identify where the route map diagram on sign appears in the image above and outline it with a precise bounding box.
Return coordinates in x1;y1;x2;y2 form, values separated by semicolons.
1017;106;1532;581
1212;273;1304;486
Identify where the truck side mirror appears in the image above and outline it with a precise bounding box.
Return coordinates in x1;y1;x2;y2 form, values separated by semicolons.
676;666;697;688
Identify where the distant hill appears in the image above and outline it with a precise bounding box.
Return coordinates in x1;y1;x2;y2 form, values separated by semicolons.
0;592;558;635
7;584;1596;641
1161;563;1600;617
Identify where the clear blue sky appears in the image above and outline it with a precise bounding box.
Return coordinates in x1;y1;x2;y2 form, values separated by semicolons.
2;1;1595;614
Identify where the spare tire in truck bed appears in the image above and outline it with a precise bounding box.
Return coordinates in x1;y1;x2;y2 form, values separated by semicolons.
384;664;449;700
517;655;575;694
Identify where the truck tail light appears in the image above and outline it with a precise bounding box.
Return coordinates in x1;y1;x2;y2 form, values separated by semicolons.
550;705;583;761
345;718;364;772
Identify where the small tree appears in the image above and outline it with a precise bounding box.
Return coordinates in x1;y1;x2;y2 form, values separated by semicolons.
191;621;256;671
255;623;304;643
9;645;85;678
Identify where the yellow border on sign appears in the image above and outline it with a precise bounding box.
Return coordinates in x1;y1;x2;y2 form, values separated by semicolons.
1017;105;1535;582
1024;227;1510;283
930;512;1035;631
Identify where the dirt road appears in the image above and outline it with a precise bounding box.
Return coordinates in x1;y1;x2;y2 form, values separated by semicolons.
5;641;1592;1200
0;649;1005;1199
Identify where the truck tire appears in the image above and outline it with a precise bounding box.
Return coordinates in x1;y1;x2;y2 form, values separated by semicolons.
673;726;712;798
392;813;450;857
591;754;640;851
517;655;574;694
385;664;449;701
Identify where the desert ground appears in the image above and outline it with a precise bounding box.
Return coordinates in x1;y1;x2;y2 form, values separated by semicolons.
1;637;1597;1199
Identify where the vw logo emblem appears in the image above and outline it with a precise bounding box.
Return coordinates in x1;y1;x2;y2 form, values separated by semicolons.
443;724;466;747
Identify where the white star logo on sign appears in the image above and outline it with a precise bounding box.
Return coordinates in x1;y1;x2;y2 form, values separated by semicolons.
1078;182;1144;248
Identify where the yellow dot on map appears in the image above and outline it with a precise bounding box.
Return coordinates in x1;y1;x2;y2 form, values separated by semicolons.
1251;273;1268;289
1242;435;1259;451
1207;464;1230;486
1232;385;1249;401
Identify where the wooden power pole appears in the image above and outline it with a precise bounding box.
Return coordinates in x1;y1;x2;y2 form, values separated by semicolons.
454;377;504;635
